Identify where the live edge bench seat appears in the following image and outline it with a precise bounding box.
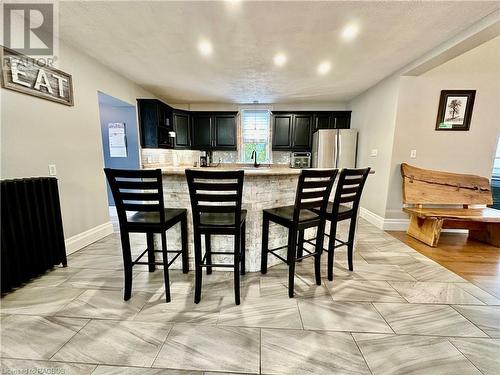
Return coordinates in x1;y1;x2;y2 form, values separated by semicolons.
401;163;500;248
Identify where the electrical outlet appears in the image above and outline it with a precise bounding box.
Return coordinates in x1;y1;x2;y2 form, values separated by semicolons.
410;149;417;159
370;149;378;157
48;164;57;176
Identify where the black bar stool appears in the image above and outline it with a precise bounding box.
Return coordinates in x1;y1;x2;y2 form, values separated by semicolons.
104;168;189;303
185;169;246;305
309;167;371;280
260;169;338;298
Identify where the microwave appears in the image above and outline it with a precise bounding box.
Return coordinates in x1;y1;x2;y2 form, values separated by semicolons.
290;152;311;168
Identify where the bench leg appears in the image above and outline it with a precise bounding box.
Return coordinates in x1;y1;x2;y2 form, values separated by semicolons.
469;223;500;247
407;215;443;247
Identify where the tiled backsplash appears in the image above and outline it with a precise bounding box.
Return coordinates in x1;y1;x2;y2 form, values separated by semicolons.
142;148;291;167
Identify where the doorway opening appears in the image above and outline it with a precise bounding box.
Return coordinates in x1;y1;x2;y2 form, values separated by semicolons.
97;92;140;228
492;135;500;210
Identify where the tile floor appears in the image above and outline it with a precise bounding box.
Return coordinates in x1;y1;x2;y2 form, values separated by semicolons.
1;219;499;374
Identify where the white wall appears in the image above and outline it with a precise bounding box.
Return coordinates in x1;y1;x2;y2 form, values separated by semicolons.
1;40;156;249
348;75;401;218
386;37;500;219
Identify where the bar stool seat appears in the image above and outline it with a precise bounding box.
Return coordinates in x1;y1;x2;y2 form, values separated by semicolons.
129;208;187;228
200;210;247;227
314;203;353;219
264;206;319;227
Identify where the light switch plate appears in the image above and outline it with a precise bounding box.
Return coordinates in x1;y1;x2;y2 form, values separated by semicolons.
48;164;57;176
410;149;417;158
371;149;378;157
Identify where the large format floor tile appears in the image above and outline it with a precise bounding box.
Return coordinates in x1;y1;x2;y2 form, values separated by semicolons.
401;262;467;282
218;296;302;329
353;333;481;375
92;365;201;374
450;338;500;375
1;315;88;360
55;289;151;320
261;329;370;375
52;320;172;367
61;269;135;290
0;358;96;375
134;293;224;324
153;324;260;373
453;305;500;337
389;282;484;304
329;280;406;302
0;286;83;315
374;303;487;337
298;298;392;333
67;253;124;270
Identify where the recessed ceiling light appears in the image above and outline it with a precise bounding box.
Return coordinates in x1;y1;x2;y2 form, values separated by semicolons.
317;61;331;75
273;53;287;67
198;40;213;56
341;23;359;41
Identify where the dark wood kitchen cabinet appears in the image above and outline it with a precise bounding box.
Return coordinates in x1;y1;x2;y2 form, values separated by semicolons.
292;114;312;150
272;113;312;151
190;112;237;150
191;113;212;149
272;114;293;149
313;111;352;131
137;99;174;148
214;114;237;149
173;110;190;148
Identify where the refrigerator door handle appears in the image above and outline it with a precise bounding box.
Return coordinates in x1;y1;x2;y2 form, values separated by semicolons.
336;129;341;168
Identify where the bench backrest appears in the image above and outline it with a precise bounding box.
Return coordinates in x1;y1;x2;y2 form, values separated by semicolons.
401;163;492;205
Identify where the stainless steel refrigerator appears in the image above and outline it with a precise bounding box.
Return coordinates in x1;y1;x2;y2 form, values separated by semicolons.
312;129;358;168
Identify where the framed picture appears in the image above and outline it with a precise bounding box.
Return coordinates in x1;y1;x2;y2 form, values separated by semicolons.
435;90;476;131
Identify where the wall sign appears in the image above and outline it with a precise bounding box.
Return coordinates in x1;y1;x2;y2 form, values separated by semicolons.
1;47;74;106
108;123;127;158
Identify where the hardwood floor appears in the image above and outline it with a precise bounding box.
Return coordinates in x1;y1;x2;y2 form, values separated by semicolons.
389;231;500;299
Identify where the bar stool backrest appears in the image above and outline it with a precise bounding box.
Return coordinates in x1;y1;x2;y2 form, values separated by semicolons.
104;168;164;228
331;168;371;217
185;169;245;227
294;169;338;223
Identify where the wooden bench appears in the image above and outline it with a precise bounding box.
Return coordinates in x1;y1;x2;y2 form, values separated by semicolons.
401;163;500;247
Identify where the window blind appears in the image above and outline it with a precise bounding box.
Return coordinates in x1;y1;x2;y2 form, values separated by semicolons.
242;110;270;143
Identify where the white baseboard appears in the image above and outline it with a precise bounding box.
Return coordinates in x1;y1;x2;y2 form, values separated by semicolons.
65;222;114;255
359;207;468;233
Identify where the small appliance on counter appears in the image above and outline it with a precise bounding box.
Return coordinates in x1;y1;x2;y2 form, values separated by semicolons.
290;152;311;168
199;151;212;167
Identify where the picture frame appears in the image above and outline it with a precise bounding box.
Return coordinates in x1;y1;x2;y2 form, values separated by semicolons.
435;90;475;131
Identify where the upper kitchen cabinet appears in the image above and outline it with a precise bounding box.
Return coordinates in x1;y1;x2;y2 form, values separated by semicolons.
272;113;312;151
272;114;293;150
137;99;174;148
190;112;237;150
291;114;312;150
191;113;212;149
313;111;352;130
173;110;190;148
214;114;237;150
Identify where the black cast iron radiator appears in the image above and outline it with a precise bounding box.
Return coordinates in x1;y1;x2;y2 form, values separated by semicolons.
1;177;67;293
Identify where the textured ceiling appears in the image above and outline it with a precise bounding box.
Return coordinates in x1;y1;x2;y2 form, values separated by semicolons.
58;1;499;104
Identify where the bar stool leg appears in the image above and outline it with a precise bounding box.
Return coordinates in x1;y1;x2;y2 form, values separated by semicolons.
347;217;357;271
181;213;189;274
287;227;298;298
314;223;324;285
241;221;246;275
234;230;241;305
327;219;337;281
261;214;269;274
120;231;133;301
296;230;304;262
160;232;171;303
194;230;203;304
146;232;156;272
205;234;212;275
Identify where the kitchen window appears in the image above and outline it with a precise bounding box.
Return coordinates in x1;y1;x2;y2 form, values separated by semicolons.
240;109;271;163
